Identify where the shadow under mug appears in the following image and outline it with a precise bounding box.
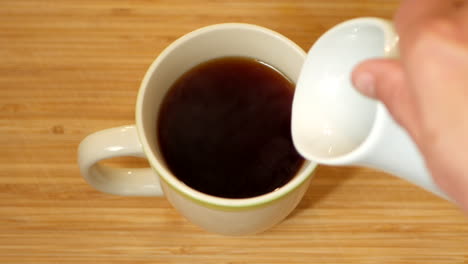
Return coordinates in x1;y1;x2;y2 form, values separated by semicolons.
78;23;317;236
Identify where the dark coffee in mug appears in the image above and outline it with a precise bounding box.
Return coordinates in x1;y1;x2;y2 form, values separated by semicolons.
157;57;304;198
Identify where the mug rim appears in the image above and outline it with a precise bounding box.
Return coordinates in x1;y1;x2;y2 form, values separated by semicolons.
136;23;317;209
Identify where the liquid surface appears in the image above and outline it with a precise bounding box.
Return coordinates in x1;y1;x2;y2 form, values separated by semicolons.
158;57;304;198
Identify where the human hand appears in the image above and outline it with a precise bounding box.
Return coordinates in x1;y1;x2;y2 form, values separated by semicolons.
352;0;468;211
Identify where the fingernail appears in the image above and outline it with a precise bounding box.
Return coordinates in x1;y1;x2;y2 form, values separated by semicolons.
354;72;376;97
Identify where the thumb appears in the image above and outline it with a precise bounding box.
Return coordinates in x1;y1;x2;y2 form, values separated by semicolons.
351;59;415;131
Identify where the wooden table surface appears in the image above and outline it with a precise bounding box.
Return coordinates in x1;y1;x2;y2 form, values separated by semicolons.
1;0;468;263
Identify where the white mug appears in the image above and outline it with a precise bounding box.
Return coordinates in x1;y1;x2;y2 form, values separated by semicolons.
291;17;449;200
78;23;317;235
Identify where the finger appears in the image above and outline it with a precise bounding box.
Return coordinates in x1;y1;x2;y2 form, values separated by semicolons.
453;1;468;26
352;59;417;133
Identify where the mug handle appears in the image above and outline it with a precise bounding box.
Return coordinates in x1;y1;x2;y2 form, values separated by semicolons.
78;125;163;196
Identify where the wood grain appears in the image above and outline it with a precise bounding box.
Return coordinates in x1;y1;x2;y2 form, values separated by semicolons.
1;0;467;263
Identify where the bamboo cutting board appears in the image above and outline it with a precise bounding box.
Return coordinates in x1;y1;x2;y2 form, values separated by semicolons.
1;0;467;263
